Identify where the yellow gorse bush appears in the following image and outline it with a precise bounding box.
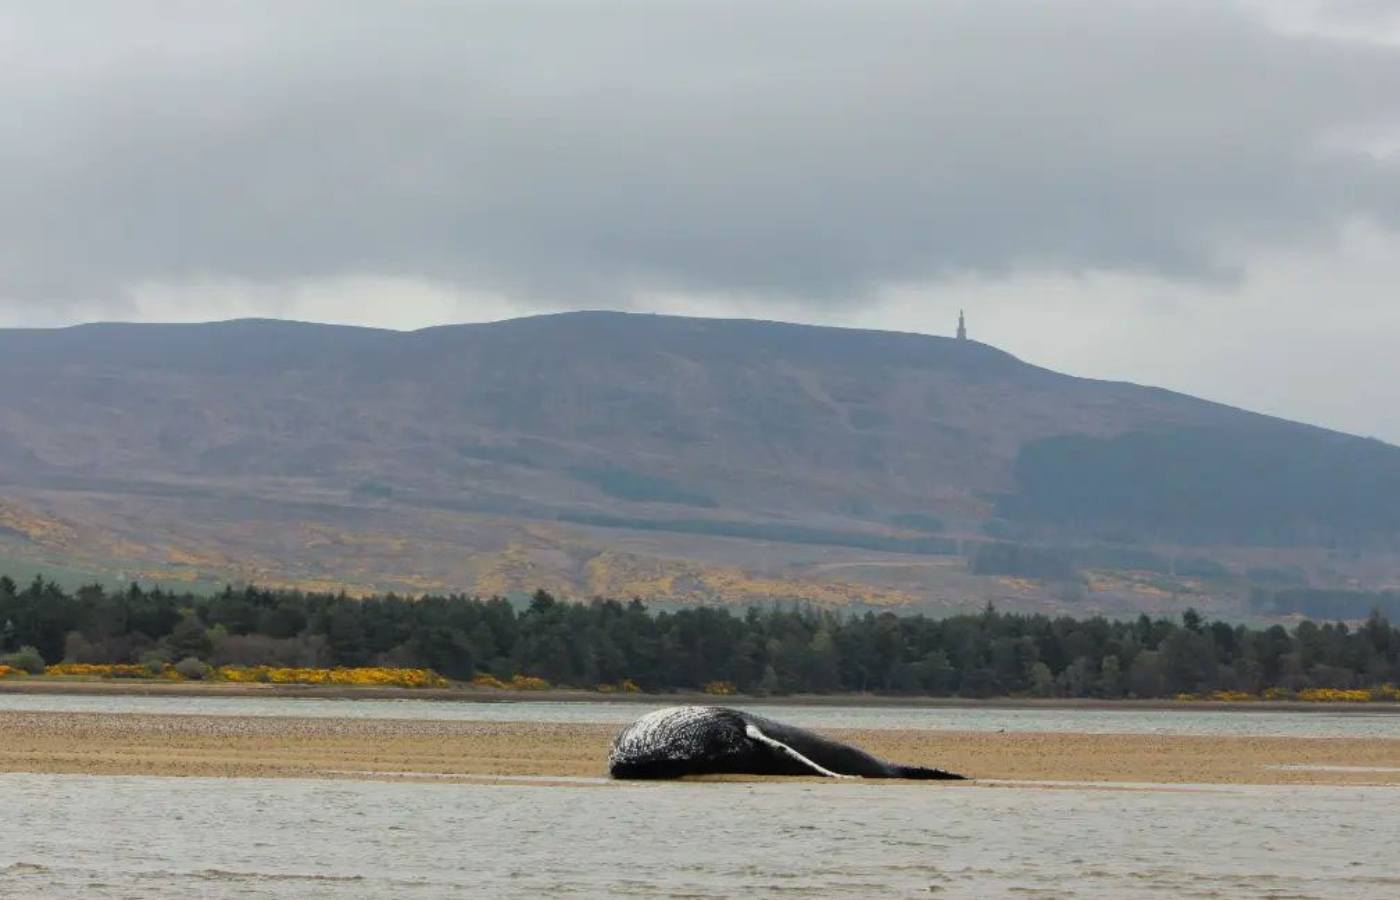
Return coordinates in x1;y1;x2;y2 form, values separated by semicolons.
1297;687;1372;703
470;673;552;690
1169;689;1255;701
1177;684;1400;703
0;664;20;678
702;680;737;695
46;663;180;680
42;662;446;688
212;666;448;688
1206;690;1255;702
594;678;642;693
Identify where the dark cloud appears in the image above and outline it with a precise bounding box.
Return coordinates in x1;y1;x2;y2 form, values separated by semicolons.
3;0;1400;309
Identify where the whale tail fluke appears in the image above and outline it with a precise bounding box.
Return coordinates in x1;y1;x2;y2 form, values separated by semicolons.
893;765;967;780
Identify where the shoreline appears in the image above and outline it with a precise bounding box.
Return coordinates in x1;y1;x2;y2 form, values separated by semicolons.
4;709;1400;786
4;677;1400;715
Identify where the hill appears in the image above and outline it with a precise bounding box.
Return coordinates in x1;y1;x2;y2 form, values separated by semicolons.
1;311;1397;616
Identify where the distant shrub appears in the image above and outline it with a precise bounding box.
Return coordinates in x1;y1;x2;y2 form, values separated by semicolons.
0;645;45;674
595;679;643;693
140;648;172;675
63;631;99;664
174;657;210;680
209;632;316;668
702;680;736;695
468;672;550;691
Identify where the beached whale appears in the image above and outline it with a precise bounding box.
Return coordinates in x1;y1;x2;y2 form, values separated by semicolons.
607;705;966;780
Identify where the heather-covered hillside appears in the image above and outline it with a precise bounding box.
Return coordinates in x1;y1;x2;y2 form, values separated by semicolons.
1;312;1397;614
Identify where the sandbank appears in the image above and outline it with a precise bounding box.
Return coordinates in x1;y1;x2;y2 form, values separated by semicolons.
3;710;1399;787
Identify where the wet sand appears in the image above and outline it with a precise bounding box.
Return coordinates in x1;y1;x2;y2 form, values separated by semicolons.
3;709;1400;786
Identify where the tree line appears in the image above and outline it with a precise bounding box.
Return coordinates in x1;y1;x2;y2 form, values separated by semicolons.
2;574;1398;697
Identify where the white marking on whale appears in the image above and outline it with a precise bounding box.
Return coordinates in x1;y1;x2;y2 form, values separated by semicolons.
743;722;854;778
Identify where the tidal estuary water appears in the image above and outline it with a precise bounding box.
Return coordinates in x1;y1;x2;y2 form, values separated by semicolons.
3;774;1399;899
5;692;1400;737
3;696;1400;898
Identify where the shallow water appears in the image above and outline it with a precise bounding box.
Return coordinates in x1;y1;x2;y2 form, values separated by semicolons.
2;773;1398;899
3;692;1400;737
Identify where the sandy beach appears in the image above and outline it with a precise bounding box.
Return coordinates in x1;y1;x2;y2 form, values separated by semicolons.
3;709;1399;786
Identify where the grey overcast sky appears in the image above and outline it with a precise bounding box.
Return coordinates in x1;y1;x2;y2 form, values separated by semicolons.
4;1;1400;440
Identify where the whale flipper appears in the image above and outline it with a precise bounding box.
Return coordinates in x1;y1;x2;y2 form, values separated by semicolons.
742;722;853;778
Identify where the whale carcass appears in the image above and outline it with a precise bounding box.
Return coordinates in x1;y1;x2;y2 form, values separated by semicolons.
608;706;966;780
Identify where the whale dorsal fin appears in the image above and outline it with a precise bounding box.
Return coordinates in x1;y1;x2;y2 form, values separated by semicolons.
744;723;855;778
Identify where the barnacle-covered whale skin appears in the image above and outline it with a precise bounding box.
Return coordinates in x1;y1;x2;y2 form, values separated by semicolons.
607;706;966;780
